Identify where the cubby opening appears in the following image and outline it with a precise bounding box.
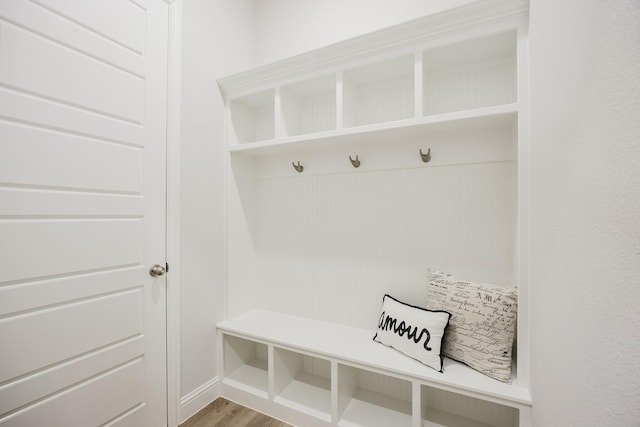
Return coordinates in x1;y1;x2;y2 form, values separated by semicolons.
229;89;275;144
222;335;269;398
423;31;517;116
280;74;336;137
273;348;332;421
337;365;412;427
343;54;415;128
421;385;518;427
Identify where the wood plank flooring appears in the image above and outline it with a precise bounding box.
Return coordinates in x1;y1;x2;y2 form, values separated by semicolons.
180;398;292;427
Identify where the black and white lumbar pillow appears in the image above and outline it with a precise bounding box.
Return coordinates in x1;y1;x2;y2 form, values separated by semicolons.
373;294;451;372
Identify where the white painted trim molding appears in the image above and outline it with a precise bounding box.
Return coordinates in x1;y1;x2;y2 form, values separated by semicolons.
166;0;183;426
217;0;529;97
179;377;221;424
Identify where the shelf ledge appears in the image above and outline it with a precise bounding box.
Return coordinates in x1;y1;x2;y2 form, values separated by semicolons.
228;104;518;156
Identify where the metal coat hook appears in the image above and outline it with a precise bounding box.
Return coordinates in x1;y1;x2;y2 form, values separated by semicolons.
349;155;361;168
292;161;304;173
419;148;431;163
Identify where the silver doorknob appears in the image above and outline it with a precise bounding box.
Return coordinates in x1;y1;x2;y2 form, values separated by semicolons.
149;264;166;277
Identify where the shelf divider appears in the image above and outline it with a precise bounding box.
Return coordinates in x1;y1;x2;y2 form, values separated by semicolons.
414;50;423;118
274;86;282;140
336;70;344;131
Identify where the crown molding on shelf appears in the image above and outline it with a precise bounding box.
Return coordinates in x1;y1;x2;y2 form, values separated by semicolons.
217;0;529;98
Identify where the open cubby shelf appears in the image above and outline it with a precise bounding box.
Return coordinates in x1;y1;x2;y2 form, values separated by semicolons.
219;1;531;426
273;347;332;421
339;389;412;427
222;29;519;155
222;335;269;398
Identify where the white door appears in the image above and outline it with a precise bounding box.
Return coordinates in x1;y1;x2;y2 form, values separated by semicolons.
0;1;169;426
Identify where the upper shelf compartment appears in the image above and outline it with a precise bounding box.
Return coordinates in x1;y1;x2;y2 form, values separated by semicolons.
343;54;414;128
423;31;517;116
280;73;336;137
229;89;274;145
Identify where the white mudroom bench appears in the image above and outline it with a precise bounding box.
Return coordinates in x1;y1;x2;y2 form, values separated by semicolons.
218;1;532;425
218;310;531;427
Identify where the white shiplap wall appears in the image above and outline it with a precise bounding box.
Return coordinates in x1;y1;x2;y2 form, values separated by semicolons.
229;125;517;330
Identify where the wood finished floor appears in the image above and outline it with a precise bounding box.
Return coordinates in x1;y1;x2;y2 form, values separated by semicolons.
180;398;292;427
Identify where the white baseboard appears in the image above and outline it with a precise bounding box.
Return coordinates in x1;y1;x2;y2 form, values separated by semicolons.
179;376;220;424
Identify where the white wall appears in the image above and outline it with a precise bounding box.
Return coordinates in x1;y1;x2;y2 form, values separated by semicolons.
253;0;478;66
180;0;640;424
529;0;640;425
179;0;254;417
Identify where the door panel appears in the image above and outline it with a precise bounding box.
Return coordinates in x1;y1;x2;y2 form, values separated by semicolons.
0;266;145;316
0;121;143;193
0;336;144;416
0;0;168;425
1;289;143;383
0;23;144;122
0;189;143;216
0;87;144;145
1;219;143;282
31;0;146;54
0;0;144;75
3;360;145;427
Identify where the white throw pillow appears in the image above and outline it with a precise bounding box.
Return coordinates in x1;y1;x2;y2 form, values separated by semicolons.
426;270;518;382
373;294;451;372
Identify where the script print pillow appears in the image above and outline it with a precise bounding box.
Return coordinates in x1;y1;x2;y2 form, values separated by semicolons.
373;294;451;372
426;270;517;382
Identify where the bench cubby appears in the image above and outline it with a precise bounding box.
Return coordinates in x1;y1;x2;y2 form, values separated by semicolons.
420;384;519;427
273;347;332;422
222;334;269;399
337;365;412;427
